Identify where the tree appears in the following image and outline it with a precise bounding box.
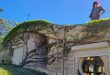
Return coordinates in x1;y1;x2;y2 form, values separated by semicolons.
0;18;13;64
0;18;12;42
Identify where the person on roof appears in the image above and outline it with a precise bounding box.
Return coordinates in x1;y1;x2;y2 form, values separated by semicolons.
89;1;105;20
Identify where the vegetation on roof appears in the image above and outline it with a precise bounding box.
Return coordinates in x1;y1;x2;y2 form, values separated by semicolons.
2;18;110;48
2;20;53;47
80;18;110;41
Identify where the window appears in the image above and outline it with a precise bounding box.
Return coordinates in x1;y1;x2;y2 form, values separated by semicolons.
82;56;105;75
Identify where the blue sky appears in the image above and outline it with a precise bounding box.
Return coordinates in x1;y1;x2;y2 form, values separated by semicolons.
0;0;110;25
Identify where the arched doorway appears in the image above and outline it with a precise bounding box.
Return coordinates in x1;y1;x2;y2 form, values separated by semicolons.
81;56;105;75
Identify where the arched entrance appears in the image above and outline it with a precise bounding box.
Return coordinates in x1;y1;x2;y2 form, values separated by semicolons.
80;56;105;75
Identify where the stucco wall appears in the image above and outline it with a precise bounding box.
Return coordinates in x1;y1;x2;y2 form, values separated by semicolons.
12;46;23;65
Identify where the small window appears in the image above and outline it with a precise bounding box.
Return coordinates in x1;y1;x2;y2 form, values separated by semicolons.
82;56;105;75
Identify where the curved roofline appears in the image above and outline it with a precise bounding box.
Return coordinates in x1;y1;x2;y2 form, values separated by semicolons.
2;20;55;46
2;18;110;47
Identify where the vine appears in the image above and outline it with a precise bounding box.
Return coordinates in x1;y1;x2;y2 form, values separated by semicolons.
2;18;110;65
2;20;54;47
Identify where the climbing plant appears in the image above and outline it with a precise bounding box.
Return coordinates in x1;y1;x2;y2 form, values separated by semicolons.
2;18;110;66
2;20;54;47
81;18;110;41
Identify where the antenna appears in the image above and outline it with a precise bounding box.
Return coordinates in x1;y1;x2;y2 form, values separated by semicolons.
27;13;30;21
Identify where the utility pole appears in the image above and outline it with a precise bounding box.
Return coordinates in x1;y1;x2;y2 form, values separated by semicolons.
56;26;59;75
62;26;66;75
56;26;66;75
